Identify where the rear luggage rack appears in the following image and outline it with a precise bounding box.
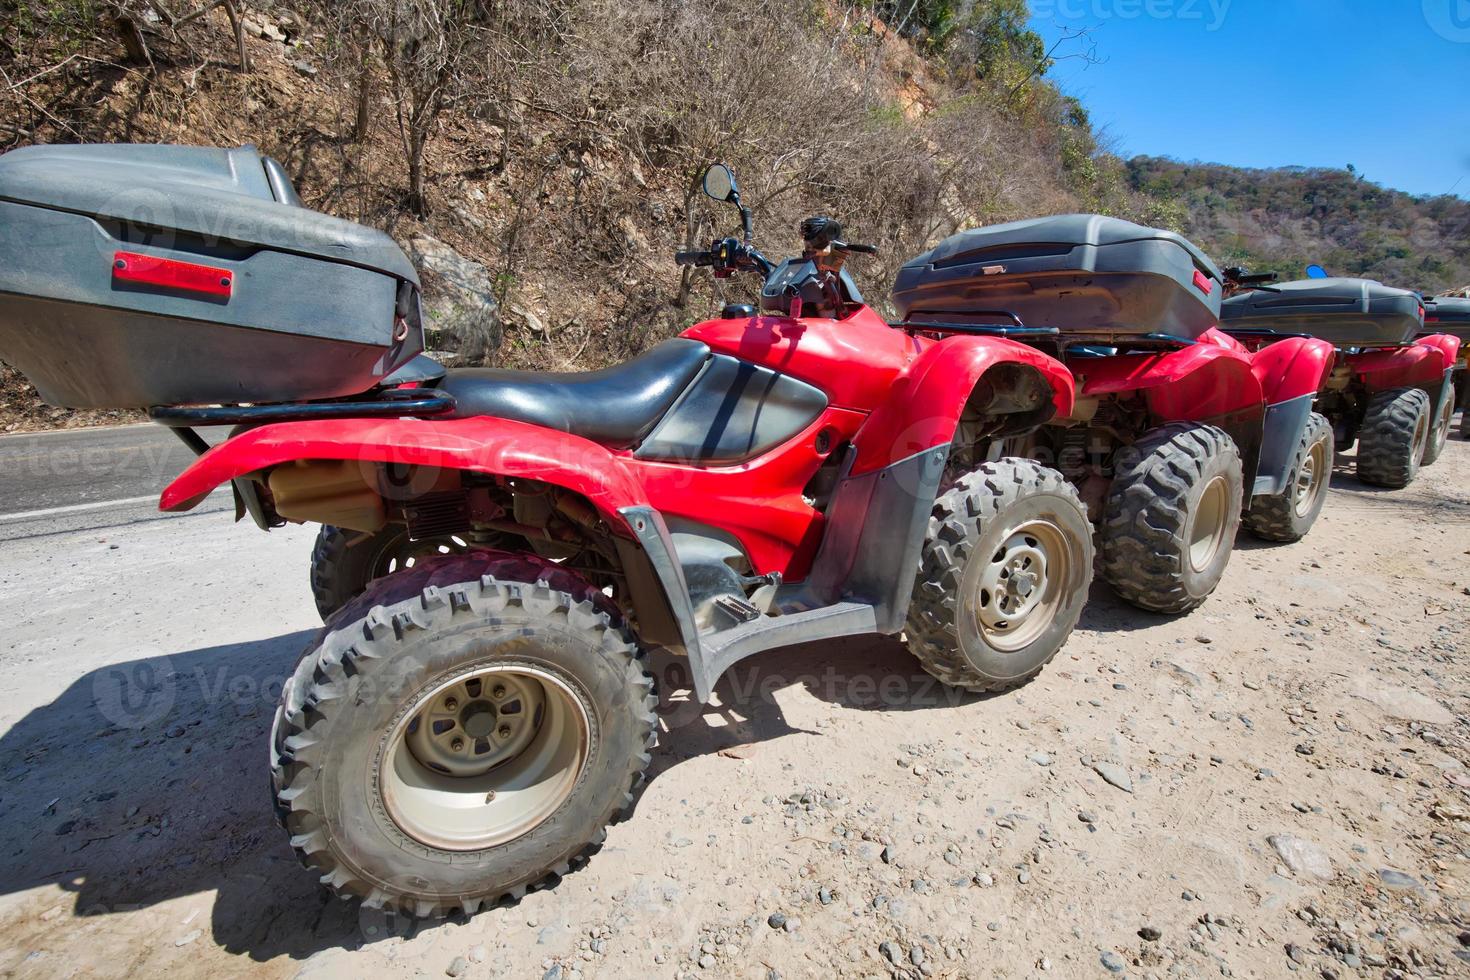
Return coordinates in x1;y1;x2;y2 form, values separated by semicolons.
1220;326;1316;340
890;310;1060;339
148;388;456;427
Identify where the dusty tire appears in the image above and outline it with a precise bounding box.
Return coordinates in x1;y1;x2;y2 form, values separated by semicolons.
1356;387;1430;488
272;551;656;918
1420;379;1453;466
1244;412;1333;543
905;459;1093;693
1101;423;1243;614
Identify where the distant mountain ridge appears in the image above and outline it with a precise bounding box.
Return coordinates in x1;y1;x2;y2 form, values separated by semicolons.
1126;157;1470;294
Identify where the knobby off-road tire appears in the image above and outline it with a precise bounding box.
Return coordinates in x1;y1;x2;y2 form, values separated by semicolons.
1244;412;1334;543
1420;378;1453;466
272;551;656;918
1356;387;1430;488
1101;423;1243;615
310;524;469;622
906;459;1093;693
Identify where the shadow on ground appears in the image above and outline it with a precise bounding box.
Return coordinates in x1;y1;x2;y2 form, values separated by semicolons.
1;608;1059;962
0;502;1296;961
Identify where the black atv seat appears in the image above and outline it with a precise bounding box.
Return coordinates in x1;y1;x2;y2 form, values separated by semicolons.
436;338;711;449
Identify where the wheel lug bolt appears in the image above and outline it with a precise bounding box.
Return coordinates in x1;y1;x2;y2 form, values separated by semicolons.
498;725;512;738
450;737;465;751
444;696;458;710
492;685;506;699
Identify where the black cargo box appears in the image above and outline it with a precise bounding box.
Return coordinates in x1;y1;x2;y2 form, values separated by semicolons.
1423;296;1470;342
0;142;423;408
1220;277;1422;348
891;214;1225;341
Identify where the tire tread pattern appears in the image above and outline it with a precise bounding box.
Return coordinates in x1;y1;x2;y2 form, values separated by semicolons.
1356;387;1429;488
271;551;657;918
905;459;1092;693
1244;412;1333;543
1100;423;1242;615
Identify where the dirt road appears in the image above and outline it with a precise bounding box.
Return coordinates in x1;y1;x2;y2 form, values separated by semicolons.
1;430;1467;979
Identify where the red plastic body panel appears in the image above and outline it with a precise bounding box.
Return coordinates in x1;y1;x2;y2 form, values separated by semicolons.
1072;342;1263;421
161;305;1076;581
1345;336;1459;391
1242;335;1336;405
622;406;867;579
1199;326;1247;355
681;306;922;410
849;335;1075;475
160;417;648;521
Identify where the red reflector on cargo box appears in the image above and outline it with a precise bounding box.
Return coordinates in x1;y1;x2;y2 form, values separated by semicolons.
112;251;233;298
1192;270;1214;295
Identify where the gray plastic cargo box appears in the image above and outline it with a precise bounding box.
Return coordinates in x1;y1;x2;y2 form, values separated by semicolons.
1220;277;1422;348
0;142;423;408
891;214;1225;341
1423;296;1470;342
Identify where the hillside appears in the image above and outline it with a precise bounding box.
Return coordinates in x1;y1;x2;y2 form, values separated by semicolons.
0;0;1149;429
1127;157;1470;293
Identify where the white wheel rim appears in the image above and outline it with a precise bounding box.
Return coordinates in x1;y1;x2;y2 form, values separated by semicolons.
381;665;589;851
1293;440;1328;519
1413;408;1429;461
972;521;1073;652
1188;476;1230;572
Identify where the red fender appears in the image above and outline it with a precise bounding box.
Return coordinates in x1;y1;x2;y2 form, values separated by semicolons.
1346;338;1457;392
1417;332;1463;367
1244;336;1336;405
1074;342;1263;421
159;416;649;528
849;336;1075;475
1199;326;1248;354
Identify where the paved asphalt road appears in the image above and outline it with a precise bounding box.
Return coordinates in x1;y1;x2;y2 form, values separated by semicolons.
0;423;232;540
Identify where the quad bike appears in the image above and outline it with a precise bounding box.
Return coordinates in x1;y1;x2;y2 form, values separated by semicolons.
1423;295;1470;440
1220;272;1463;488
0;147;1096;916
891;218;1337;615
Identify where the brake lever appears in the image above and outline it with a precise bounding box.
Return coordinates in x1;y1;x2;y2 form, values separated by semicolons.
834;240;878;255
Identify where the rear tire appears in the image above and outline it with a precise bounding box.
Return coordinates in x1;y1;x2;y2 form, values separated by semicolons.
905;459;1093;693
1101;423;1243;614
311;524;526;622
272;551;656;918
1420;378;1453;466
1356;387;1430;488
1244;412;1333;543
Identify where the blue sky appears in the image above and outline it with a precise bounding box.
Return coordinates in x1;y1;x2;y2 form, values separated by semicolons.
1028;0;1470;198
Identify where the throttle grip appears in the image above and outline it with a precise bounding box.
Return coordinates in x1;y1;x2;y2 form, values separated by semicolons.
674;250;714;267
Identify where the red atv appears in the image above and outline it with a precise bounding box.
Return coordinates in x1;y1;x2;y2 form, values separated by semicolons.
1219;272;1464;488
0;149;1098;916
892;218;1337;614
1423;295;1470;440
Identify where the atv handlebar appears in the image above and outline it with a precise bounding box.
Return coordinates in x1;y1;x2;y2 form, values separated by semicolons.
674;250;715;267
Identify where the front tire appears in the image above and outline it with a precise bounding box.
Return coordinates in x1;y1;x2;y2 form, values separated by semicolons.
1101;423;1243;614
905;459;1093;693
272;552;656;918
1356;387;1430;488
1244;411;1333;543
1420;378;1453;466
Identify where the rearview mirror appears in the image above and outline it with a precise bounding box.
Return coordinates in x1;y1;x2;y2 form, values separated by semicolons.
702;164;737;203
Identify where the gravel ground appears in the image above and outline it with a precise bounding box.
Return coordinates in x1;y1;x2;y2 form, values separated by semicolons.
0;431;1467;980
